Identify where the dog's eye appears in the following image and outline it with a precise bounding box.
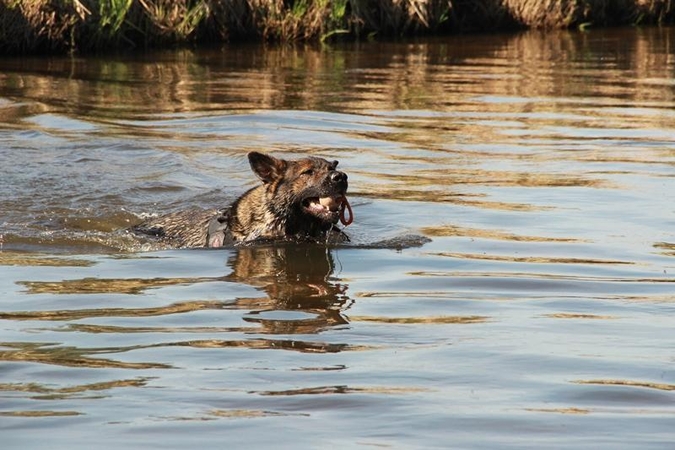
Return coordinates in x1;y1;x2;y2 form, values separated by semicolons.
301;169;314;176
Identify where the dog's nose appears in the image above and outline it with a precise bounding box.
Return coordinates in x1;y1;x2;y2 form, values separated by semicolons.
330;171;347;183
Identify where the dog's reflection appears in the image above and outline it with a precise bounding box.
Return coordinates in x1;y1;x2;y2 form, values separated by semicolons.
225;244;351;334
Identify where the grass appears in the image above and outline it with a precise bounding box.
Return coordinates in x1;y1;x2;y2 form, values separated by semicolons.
0;0;673;54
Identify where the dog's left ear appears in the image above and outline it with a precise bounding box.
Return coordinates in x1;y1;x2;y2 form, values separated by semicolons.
331;160;339;170
248;152;287;184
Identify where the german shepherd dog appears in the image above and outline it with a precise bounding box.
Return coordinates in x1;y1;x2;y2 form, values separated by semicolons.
132;152;353;248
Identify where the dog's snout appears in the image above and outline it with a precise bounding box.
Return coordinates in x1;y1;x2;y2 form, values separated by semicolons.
330;171;347;183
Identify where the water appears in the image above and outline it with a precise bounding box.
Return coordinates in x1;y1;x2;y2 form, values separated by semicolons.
2;28;675;448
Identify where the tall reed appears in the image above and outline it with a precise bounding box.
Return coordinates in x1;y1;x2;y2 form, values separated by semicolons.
0;0;673;55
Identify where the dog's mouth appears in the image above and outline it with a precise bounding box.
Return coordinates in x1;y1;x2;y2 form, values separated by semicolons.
302;195;344;223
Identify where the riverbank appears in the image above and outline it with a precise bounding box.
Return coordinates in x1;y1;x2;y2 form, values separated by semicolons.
1;0;673;54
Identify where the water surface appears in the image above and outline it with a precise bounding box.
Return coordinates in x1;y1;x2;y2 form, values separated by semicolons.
1;28;675;448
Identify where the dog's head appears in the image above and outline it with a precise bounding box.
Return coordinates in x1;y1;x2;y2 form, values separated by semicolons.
248;152;349;229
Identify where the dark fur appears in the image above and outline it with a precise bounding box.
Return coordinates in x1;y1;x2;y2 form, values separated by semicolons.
132;152;350;248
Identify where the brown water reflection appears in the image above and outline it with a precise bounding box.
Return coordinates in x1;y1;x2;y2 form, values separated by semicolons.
253;385;430;396
0;378;151;399
0;341;171;369
155;338;361;353
18;278;223;295
654;241;675;256
0;410;82;417
574;379;675;391
1;28;673;119
421;225;581;242
432;251;632;265
0;251;95;267
0;300;229;320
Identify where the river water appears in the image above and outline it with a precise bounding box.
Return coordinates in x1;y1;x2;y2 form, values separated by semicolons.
1;28;675;448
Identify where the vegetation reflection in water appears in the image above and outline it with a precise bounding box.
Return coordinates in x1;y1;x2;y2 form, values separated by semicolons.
0;28;671;120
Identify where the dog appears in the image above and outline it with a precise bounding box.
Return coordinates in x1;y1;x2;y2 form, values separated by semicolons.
131;152;353;248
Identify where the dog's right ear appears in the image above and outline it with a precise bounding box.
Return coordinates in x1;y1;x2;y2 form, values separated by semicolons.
248;152;287;184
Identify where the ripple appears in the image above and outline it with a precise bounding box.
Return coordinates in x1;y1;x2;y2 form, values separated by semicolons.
432;252;632;265
0;251;95;267
421;225;581;242
0;300;229;321
17;277;224;295
543;313;617;319
253;385;430;396
573;379;675;391
0;410;83;417
0;378;152;399
348;315;489;324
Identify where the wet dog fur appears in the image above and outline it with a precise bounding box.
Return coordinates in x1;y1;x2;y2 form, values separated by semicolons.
132;152;350;248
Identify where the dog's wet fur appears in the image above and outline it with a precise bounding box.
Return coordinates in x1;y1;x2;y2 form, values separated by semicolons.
132;152;350;248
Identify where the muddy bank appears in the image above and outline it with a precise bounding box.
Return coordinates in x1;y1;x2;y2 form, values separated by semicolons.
1;0;673;54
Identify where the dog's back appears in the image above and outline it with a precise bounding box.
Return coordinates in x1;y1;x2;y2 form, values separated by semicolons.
132;209;218;248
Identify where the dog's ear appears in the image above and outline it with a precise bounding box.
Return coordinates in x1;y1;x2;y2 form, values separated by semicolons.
331;160;339;170
248;152;287;184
